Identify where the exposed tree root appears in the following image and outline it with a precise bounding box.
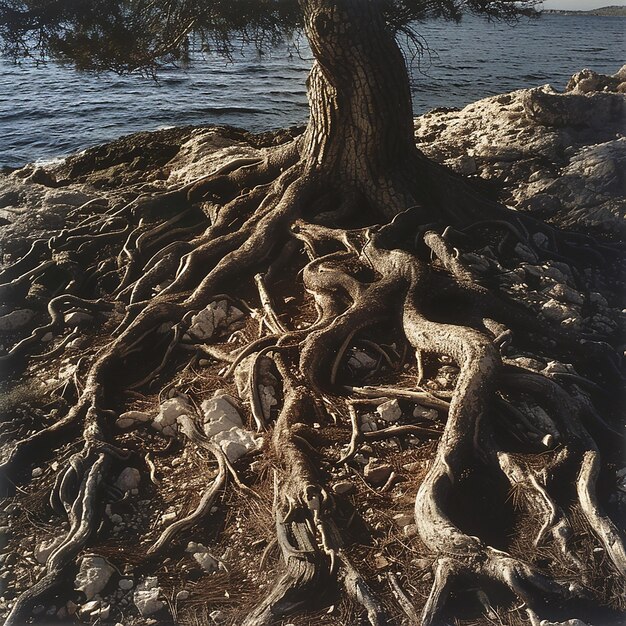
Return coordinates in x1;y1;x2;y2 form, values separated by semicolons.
1;142;624;626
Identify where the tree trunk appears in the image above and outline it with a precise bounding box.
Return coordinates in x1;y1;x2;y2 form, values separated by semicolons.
300;0;423;216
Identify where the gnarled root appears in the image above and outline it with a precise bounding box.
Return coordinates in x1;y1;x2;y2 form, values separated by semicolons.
2;143;623;626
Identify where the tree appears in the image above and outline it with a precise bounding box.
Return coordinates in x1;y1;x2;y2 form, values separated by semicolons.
0;2;623;625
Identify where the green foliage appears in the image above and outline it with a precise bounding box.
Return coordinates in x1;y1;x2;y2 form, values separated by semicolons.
0;0;539;72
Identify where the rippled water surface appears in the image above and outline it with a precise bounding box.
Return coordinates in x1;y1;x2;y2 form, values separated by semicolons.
1;14;624;167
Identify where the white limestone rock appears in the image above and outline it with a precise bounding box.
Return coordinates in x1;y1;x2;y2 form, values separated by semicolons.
134;577;164;617
187;300;228;341
165;129;262;187
376;399;402;423
186;300;243;342
64;311;93;326
74;555;115;600
193;552;221;573
116;410;151;429
200;391;261;462
234;354;279;398
186;542;225;573
413;67;626;235
153;396;194;437
543;283;584;306
212;427;261;463
393;513;414;528
201;392;243;436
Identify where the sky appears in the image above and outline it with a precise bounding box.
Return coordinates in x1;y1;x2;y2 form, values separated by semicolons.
541;0;626;8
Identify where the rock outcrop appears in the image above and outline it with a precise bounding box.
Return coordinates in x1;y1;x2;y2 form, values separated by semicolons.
414;65;626;235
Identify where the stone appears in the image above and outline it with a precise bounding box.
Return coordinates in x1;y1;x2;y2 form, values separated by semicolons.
115;467;141;492
35;535;64;564
176;590;190;601
0;309;35;331
187;300;229;341
160;511;177;525
74;555;115;600
364;462;393;486
193;552;220;573
376;399;402;423
209;609;226;623
542;360;576;376
372;554;389;569
392;513;414;527
133;577;164;617
201;393;243;436
201;391;261;462
413;405;438;420
212;427;261;463
333;480;355;495
258;384;278;419
116;410;151;429
412;69;626;236
234;354;278;397
403;524;418;537
78;600;101;617
544;283;584;306
359;413;378;433
347;349;377;371
514;243;538;263
118;579;134;591
540;299;579;324
153;396;194;437
64;311;93;326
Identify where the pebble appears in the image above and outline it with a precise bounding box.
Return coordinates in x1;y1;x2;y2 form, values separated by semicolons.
115;467;141;492
392;513;414;527
133;576;164;616
364;462;393;486
31;467;43;478
119;579;134;591
376;399;402;423
333;480;355;495
209;609;226;623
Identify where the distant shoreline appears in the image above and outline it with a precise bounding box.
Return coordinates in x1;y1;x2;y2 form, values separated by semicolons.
542;5;626;17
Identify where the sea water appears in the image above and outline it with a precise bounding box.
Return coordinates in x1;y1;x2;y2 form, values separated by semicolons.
0;14;624;168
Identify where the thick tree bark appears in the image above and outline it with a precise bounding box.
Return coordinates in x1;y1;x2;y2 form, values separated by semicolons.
300;0;424;216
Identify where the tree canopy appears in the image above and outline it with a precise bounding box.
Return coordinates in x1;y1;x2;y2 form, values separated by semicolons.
0;0;539;72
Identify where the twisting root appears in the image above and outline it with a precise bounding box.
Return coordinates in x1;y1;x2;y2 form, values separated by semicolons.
577;450;626;577
149;416;228;555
